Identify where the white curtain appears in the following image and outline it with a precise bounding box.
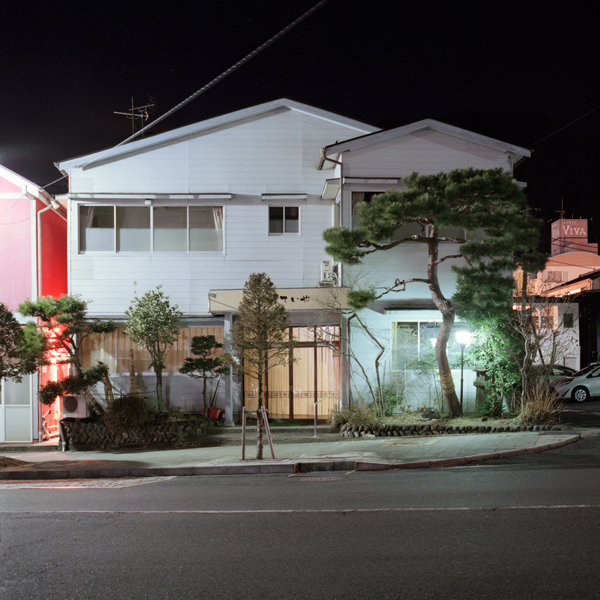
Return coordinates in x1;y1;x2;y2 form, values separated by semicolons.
351;192;364;217
212;206;223;229
79;206;95;251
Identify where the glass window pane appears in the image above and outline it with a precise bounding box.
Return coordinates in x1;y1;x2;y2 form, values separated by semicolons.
392;323;419;370
154;207;187;251
4;376;31;405
285;207;299;233
190;207;223;251
269;207;284;234
117;207;150;251
79;206;114;251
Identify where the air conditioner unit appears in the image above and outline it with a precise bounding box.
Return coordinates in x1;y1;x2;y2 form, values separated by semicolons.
319;260;338;287
61;395;88;419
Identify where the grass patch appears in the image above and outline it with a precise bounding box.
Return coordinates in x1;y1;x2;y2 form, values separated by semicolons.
0;456;29;469
380;411;520;429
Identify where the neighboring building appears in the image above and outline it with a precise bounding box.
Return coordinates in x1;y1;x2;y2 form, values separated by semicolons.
0;165;68;442
55;100;531;420
519;217;600;368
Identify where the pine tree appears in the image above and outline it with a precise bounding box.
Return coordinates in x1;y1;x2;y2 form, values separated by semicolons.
0;302;45;395
227;273;295;459
323;167;546;417
19;295;116;412
179;335;229;414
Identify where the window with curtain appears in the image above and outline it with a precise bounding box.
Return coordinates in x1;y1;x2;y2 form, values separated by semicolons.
79;205;224;252
190;206;223;251
79;206;115;251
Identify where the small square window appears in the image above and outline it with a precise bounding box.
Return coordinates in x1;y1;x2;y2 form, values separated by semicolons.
269;206;299;235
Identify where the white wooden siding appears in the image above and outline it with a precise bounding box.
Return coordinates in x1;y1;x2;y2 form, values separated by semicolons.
70;201;334;316
342;129;511;178
68;110;368;196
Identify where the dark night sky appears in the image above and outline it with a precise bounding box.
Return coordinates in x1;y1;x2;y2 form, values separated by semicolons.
2;0;599;243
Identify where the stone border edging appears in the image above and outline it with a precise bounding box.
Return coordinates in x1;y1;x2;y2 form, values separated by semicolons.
339;422;565;438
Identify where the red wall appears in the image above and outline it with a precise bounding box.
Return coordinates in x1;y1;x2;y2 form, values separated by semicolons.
37;199;68;298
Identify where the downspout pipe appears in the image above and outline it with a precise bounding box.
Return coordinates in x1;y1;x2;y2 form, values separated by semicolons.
320;149;344;286
36;198;60;443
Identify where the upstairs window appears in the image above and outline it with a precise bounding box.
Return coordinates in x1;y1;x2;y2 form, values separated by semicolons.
117;207;150;251
79;206;115;251
79;205;224;252
269;206;299;235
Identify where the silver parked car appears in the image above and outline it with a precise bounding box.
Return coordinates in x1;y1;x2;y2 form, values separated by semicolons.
531;364;576;384
551;363;600;402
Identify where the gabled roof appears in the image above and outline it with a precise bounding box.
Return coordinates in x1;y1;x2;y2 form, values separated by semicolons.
322;118;531;160
56;98;378;174
0;164;54;203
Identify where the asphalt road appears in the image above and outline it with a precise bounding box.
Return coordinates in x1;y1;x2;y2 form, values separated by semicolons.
2;435;600;600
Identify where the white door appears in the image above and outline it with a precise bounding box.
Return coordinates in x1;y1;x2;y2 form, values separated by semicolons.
1;375;33;442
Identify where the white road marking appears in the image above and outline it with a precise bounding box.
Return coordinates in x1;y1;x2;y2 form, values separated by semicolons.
2;504;600;514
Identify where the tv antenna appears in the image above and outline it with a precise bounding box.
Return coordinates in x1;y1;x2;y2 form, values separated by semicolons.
114;97;156;135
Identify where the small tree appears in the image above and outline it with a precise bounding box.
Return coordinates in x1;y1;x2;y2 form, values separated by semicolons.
227;273;295;460
19;295;116;412
124;286;182;412
0;302;46;394
179;335;230;414
324;167;546;417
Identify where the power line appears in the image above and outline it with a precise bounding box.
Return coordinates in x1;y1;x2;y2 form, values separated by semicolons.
115;0;330;148
40;0;329;193
528;103;600;148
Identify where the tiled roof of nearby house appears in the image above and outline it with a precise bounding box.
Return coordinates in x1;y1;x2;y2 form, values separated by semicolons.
321;118;531;161
55;98;379;174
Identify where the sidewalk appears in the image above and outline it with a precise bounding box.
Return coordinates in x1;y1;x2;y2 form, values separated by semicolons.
0;428;589;480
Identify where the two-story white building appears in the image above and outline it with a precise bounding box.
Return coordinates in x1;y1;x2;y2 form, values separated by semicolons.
56;98;531;421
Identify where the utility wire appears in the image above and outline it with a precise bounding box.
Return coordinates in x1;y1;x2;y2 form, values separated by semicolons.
115;0;329;147
41;0;330;191
528;103;600;148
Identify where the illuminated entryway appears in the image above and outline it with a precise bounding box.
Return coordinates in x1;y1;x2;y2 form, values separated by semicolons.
243;326;341;421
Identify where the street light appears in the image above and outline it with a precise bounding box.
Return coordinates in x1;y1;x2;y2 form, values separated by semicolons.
455;330;471;417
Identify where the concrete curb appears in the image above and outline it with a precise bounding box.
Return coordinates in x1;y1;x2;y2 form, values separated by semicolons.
353;434;581;471
0;435;581;480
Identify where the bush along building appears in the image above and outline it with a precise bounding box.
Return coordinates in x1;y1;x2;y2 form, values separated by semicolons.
55;99;532;422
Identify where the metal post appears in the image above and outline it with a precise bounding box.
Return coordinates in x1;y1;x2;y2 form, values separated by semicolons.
241;407;247;460
314;402;318;438
262;407;276;459
460;345;465;417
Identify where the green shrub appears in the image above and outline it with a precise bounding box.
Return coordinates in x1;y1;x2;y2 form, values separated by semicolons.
380;382;404;417
329;404;381;428
103;394;151;434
